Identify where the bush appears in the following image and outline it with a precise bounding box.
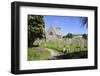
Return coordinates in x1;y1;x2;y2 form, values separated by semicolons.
82;34;87;39
63;33;73;38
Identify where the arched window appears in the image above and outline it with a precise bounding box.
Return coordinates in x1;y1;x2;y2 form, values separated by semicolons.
49;32;53;35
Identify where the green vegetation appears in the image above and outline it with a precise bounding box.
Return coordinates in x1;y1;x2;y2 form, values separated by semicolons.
63;33;73;38
28;37;88;61
28;47;51;61
27;15;88;61
40;39;87;54
82;34;87;39
28;15;45;47
55;51;87;59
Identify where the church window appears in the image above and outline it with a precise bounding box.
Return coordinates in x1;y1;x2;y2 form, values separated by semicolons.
49;32;53;35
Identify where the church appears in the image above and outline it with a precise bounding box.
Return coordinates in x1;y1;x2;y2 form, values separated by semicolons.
45;26;63;41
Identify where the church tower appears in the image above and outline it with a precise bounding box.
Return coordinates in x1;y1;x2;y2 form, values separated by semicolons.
55;27;63;38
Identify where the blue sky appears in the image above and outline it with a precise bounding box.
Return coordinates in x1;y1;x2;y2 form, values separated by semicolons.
43;15;88;35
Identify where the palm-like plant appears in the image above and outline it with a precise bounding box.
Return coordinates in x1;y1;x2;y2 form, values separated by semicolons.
80;17;88;28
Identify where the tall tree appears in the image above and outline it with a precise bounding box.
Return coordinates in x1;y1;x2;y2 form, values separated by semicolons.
28;15;45;47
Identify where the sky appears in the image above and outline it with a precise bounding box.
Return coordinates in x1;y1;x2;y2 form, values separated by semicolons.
43;15;88;35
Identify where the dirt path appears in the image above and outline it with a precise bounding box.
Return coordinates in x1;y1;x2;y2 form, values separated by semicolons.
45;48;60;59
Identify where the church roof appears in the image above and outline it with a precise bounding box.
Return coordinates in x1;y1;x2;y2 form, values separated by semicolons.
47;26;55;34
47;26;63;36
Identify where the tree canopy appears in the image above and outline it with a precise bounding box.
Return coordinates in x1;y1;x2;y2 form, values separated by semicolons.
28;15;45;47
63;33;73;38
80;17;88;28
82;34;87;39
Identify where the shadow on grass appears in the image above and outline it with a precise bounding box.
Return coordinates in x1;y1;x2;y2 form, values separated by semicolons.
49;51;88;60
28;45;39;48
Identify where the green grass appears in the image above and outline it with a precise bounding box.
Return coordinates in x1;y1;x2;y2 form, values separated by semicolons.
40;39;88;54
28;39;88;61
28;47;51;61
41;40;63;53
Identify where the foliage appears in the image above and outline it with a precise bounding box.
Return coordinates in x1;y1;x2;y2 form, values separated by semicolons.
82;34;87;39
28;15;45;47
28;38;88;60
63;33;73;38
80;17;88;28
55;51;88;59
41;39;87;54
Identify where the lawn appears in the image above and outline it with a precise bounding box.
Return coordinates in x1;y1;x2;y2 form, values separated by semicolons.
28;47;51;61
40;39;88;54
28;38;88;61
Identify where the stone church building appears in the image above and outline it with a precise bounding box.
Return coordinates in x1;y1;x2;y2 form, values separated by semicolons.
45;26;63;41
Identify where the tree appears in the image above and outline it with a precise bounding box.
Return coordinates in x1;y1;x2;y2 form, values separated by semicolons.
28;15;45;47
63;33;73;38
82;34;87;39
80;17;88;28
